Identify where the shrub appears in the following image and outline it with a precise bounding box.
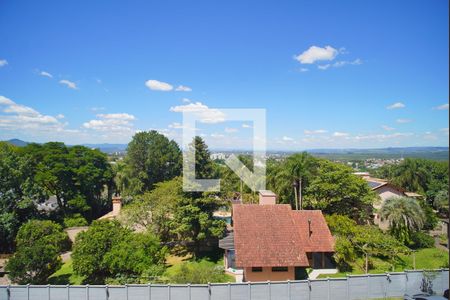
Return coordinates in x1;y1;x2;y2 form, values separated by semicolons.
165;260;231;284
409;231;435;249
63;214;88;228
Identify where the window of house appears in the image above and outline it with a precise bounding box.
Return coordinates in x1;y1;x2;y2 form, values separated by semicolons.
252;267;263;272
271;267;288;272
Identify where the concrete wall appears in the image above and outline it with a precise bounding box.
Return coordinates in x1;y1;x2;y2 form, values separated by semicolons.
244;267;295;282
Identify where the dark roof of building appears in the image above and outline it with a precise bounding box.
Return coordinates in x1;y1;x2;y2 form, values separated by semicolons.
231;204;334;268
218;231;235;250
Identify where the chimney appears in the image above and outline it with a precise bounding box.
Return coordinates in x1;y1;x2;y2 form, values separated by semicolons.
112;195;122;215
258;190;277;205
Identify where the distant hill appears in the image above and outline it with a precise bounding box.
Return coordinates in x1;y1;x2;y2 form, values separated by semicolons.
4;138;29;147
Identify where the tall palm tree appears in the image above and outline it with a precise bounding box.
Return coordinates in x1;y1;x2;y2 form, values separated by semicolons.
271;152;317;210
391;159;430;194
379;196;425;244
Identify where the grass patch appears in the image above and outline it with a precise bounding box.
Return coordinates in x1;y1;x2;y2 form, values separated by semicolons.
49;259;85;285
318;248;449;279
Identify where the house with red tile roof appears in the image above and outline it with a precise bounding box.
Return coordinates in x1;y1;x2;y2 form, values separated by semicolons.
219;190;335;282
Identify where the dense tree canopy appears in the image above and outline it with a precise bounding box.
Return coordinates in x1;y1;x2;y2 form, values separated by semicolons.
124;131;181;194
6;220;70;284
72;220;167;284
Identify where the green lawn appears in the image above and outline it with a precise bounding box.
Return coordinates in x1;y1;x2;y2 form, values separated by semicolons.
49;259;85;285
318;247;449;279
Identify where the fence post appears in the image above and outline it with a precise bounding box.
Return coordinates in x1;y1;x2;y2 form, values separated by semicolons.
267;281;271;300
47;284;50;300
66;284;70;300
86;284;89;300
307;279;311;300
287;280;291;300
167;284;170;300
27;283;30;300
366;274;370;300
125;284;129;300
148;283;151;300
247;281;251;300
208;282;211;300
105;284;109;300
327;277;330;300
188;283;191;300
6;285;10;300
227;282;231;300
441;268;445;294
346;275;349;300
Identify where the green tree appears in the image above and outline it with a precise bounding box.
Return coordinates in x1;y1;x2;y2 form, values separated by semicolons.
380;197;426;244
304;160;375;222
170;194;226;258
268;152;317;209
103;232;167;283
126;131;181;193
434;190;449;216
72;220;166;284
6;220;70;284
72;220;129;283
121;178;183;242
191;136;215;179
23;142;114;219
0;142;42;252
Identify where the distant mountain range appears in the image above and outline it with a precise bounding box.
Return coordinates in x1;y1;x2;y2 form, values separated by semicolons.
3;138;449;159
4;139;127;153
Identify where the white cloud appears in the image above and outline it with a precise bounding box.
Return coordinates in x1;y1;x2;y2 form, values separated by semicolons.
56;114;65;119
175;85;192;92
169;101;225;123
304;129;327;134
381;125;395;131
59;79;77;90
333;132;350;137
225;127;238;133
211;133;225;138
332;58;362;68
145;80;173;91
294;46;338;64
168;122;188;129
433;103;449;110
40;71;53;78
387;102;405;109
318;64;331;70
441;128;449;135
0;95;68;134
182;98;191;103
282;136;294;141
90;107;106;112
0;59;8;67
83;113;136;132
352;132;413;141
299;68;309;72
242;123;252;128
396;118;412;123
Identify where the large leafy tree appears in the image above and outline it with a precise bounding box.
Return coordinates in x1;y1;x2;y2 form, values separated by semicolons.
6;220;70;284
72;220;166;284
170;195;227;258
0;142;42;252
304;160;375;222
125;131;181;194
379;196;426;244
22;142;114;219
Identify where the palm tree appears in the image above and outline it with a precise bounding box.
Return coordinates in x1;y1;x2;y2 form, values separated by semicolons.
270;152;317;210
391;159;430;194
379;196;425;244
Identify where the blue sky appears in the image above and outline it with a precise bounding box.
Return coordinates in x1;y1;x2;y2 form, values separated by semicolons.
0;0;448;150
